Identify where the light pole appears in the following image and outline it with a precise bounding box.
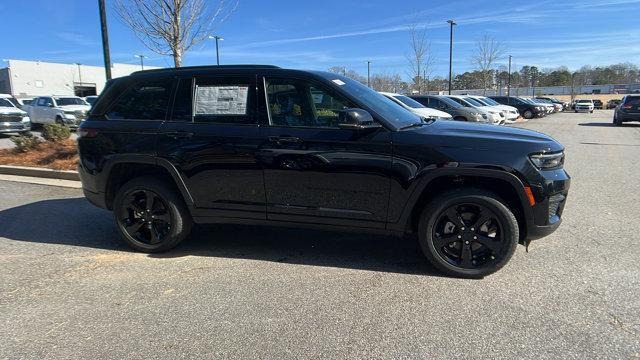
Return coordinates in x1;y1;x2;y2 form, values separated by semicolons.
367;61;371;87
75;63;82;83
134;54;147;70
98;0;112;80
507;55;512;98
209;35;224;65
447;19;456;95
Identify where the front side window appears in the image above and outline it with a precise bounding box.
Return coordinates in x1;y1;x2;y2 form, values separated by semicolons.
265;78;352;128
55;97;87;106
106;78;173;120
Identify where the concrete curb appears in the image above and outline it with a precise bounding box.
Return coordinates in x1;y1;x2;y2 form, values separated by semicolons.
0;165;79;181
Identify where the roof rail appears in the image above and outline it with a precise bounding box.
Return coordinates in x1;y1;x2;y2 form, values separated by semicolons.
132;64;281;75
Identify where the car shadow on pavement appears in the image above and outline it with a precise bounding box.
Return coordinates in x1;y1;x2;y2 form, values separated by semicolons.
579;122;640;127
0;197;441;276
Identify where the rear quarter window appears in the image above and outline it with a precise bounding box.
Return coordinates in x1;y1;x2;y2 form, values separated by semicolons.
105;78;174;120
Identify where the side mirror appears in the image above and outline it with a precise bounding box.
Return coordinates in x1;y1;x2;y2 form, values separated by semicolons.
338;108;381;130
47;103;54;107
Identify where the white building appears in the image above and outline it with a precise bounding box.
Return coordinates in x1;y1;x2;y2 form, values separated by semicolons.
0;59;160;99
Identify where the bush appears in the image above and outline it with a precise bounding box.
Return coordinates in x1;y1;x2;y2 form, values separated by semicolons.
10;132;42;153
42;123;71;142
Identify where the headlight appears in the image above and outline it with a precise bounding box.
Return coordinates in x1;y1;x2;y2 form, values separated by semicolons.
63;112;76;119
529;151;564;170
21;116;30;122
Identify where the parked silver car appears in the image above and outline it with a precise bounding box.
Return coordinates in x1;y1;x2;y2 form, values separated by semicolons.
409;95;492;123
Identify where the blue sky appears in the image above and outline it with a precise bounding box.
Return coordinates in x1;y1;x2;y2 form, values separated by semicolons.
2;0;639;79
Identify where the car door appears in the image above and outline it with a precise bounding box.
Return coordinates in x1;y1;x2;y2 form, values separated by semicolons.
258;75;392;228
156;74;266;220
42;97;56;122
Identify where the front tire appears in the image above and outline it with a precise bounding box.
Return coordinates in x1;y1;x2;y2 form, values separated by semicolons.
523;110;534;119
418;189;519;278
113;177;193;252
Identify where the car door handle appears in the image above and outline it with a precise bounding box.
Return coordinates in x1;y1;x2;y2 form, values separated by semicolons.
268;135;302;144
165;131;194;139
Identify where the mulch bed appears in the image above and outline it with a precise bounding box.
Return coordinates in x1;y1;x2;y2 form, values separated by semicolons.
0;139;78;171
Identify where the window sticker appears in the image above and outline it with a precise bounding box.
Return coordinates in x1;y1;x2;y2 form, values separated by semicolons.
332;79;346;86
195;85;248;115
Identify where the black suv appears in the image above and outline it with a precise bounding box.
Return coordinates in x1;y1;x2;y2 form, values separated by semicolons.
77;65;570;278
490;96;546;119
613;95;640;126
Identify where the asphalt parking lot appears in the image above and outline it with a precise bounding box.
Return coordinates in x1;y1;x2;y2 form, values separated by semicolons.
1;110;638;359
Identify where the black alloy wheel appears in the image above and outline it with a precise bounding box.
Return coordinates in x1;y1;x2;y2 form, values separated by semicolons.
118;189;172;246
113;177;193;252
432;203;505;269
418;189;518;278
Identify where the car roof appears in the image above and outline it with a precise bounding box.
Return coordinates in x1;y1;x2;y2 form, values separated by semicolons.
379;92;402;97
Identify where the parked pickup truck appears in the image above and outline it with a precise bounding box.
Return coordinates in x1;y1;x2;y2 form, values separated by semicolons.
27;96;91;128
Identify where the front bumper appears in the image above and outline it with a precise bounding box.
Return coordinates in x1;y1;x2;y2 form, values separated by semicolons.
525;168;571;241
0;122;31;133
575;106;593;112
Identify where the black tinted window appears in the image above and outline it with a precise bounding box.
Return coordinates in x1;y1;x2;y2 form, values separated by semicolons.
106;78;173;120
171;78;193;122
266;78;353;128
624;97;640;106
193;77;255;124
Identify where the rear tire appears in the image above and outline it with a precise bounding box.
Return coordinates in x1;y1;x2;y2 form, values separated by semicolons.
113;177;193;252
418;188;519;278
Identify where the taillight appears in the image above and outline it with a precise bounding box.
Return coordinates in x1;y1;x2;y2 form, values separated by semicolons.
77;128;99;138
622;103;633;109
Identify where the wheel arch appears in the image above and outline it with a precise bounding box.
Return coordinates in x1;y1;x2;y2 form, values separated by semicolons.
394;169;533;244
103;157;194;211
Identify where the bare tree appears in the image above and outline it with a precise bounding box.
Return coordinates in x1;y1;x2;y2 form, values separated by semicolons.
406;22;434;94
471;34;505;95
115;0;239;67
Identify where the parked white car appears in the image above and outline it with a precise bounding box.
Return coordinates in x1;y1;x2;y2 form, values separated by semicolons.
0;97;31;134
380;92;453;120
446;95;506;125
574;99;595;113
28;96;91;128
468;95;519;123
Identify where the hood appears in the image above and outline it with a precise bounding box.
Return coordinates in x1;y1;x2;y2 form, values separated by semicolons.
405;118;563;154
411;107;452;119
58;105;91;112
495;104;518;112
477;106;502;115
0;106;27;115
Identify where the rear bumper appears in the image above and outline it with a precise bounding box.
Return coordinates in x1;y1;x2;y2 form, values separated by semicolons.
617;113;640;122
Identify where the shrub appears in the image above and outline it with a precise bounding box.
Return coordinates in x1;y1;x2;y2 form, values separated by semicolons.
42;123;71;142
10;132;42;153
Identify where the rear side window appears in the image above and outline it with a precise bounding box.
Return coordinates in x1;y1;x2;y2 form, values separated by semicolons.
192;77;255;124
623;97;640;106
106;78;173;120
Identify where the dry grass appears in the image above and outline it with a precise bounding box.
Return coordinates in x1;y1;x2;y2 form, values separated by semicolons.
0;138;78;170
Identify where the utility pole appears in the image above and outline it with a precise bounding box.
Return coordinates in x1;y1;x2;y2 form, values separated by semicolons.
76;63;83;84
209;35;224;65
134;54;147;70
367;61;371;87
98;0;112;80
507;55;512;98
447;19;457;95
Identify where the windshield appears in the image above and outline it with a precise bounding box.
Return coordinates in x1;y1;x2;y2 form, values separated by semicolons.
0;98;16;108
460;97;484;107
317;73;422;128
576;100;592;103
55;97;87;106
437;96;463;109
394;95;426;109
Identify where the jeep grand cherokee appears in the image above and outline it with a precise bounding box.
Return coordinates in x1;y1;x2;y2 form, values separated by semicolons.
77;65;570;278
